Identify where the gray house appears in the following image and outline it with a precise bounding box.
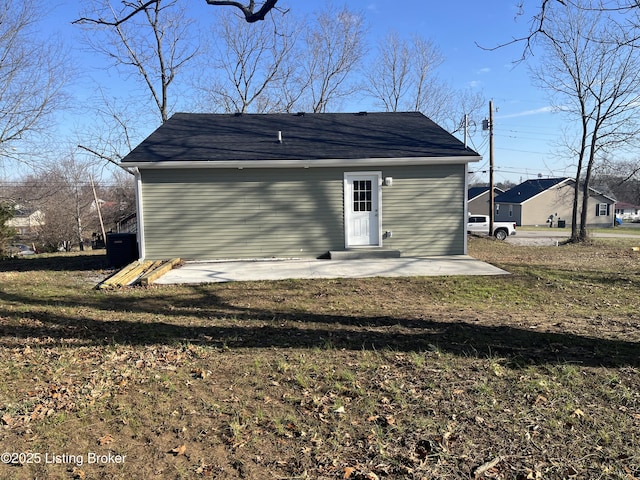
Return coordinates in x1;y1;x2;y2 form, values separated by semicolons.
121;112;481;260
494;177;616;227
468;186;504;217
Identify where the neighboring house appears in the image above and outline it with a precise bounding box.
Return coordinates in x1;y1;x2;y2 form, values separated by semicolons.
116;212;137;233
494;177;616;227
467;186;504;217
121;112;481;260
6;208;45;236
615;202;640;222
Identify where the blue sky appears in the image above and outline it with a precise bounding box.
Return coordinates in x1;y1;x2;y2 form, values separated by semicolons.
36;0;576;185
348;1;573;185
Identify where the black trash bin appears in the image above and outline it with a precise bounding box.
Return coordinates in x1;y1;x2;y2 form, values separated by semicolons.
106;233;138;267
557;220;566;228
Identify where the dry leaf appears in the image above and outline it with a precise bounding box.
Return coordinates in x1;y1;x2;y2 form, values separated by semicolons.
71;467;86;479
474;456;502;478
334;406;345;414
191;368;208;379
98;434;114;446
344;466;356;479
534;395;548;405
526;468;542;479
170;444;187;456
572;408;585;419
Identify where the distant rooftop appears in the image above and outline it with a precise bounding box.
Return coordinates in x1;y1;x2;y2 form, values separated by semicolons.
495;178;570;204
468;186;504;201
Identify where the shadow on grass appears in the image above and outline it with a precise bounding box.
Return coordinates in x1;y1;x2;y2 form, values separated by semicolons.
0;253;109;272
0;283;637;369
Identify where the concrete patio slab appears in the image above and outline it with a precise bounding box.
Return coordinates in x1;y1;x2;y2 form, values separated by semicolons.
153;255;509;284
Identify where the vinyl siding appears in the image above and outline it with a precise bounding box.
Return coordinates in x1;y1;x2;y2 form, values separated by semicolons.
140;164;466;260
520;185;574;226
468;193;491;217
379;164;465;256
141;168;344;259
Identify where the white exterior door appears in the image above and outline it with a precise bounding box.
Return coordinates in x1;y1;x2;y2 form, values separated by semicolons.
344;172;382;247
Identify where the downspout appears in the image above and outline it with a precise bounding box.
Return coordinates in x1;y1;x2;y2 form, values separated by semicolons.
133;168;145;260
463;163;469;255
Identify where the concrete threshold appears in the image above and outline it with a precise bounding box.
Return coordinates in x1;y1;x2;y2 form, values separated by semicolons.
328;249;401;260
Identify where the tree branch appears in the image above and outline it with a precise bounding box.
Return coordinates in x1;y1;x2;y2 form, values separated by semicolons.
77;145;133;174
75;0;279;26
205;0;279;22
74;0;158;26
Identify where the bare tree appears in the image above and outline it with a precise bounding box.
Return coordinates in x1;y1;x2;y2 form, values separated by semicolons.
365;32;414;113
0;0;70;163
17;157;99;251
485;1;640;58
76;92;140;175
80;0;199;123
365;31;485;135
593;158;640;205
531;1;640;241
438;87;486;137
56;159;95;251
193;4;366;114
410;36;449;115
196;8;298;113
301;5;367;113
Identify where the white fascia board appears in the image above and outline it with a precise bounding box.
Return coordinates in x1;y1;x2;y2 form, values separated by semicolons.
123;155;482;170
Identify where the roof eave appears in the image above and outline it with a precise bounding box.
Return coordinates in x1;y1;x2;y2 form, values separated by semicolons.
123;155;482;169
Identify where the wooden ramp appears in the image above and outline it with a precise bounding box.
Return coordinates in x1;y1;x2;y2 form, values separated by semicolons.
96;258;181;289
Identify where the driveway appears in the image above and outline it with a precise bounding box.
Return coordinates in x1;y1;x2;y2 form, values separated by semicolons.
154;256;509;284
506;228;637;246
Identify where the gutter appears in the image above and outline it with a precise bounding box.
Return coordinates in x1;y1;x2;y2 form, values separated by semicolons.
122;155;482;170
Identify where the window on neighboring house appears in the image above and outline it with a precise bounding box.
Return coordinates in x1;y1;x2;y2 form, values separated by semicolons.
596;203;609;216
495;204;500;215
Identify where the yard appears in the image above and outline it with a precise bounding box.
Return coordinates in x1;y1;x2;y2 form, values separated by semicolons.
0;237;638;479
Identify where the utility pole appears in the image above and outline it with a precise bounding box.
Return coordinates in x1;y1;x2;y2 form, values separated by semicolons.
463;114;468;149
482;100;495;237
489;100;495;237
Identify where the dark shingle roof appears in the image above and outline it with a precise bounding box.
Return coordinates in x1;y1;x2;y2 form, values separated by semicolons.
467;186;504;201
495;178;570;204
468;186;489;200
121;112;479;164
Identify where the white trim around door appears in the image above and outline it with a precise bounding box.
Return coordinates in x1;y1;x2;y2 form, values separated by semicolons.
344;171;382;248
